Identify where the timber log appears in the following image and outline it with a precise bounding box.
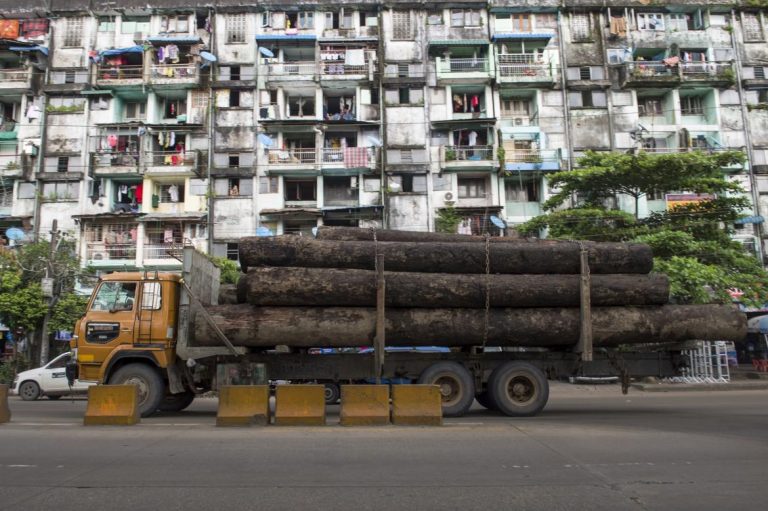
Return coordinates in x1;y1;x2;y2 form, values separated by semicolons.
238;236;654;274
316;226;518;243
237;267;670;307
192;304;746;348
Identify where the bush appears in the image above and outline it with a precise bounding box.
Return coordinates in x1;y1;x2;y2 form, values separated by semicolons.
0;355;32;385
209;257;241;284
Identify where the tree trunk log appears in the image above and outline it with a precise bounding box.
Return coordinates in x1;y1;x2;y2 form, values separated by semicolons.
192;304;746;348
237;267;670;307
238;237;653;275
316;226;517;243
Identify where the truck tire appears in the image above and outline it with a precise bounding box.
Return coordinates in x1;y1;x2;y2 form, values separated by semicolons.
18;381;41;401
109;363;165;418
417;362;475;417
324;383;341;404
159;391;195;413
487;362;549;417
475;391;497;411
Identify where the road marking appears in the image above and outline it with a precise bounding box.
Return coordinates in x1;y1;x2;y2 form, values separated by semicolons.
5;465;37;468
13;423;79;426
446;422;484;426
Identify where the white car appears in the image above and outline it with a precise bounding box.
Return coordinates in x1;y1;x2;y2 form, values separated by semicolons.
12;352;93;401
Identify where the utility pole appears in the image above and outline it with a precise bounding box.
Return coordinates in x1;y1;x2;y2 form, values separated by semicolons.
39;219;59;365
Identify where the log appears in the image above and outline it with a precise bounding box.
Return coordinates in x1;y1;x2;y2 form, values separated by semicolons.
192;304;746;348
218;284;240;305
237;267;670;307
316;226;518;243
238;236;654;275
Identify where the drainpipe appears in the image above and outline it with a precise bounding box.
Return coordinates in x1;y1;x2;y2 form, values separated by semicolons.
730;8;764;264
32;40;53;242
556;9;574;173
207;7;215;256
377;7;387;229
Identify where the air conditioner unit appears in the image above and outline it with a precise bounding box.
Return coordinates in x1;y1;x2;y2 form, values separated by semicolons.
91;251;108;261
444;192;454;201
513;117;525;126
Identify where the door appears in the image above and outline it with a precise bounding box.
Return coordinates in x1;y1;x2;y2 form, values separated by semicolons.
77;281;138;381
40;352;71;392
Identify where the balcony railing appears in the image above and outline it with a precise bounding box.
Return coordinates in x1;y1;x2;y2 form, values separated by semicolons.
144;241;183;260
95;65;144;81
148;151;198;167
150;64;198;80
681;62;732;78
444;145;493;162
86;243;137;262
0;68;30;84
438;58;490;74
267;147;378;167
92;152;140;169
267;148;317;165
262;61;318;77
506;149;559;163
497;54;551;80
626;61;675;78
321;61;369;76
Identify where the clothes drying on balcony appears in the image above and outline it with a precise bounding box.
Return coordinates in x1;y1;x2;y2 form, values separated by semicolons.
344;147;369;168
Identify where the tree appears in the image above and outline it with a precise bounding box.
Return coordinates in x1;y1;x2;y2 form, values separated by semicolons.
518;150;768;307
0;250;48;334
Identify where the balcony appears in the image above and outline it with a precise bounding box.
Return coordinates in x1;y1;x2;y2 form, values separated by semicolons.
95;65;144;87
91;151;141;176
505;200;542;220
267;147;378;172
496;55;555;86
623;61;680;87
260;62;318;82
0;153;24;178
143;238;188;261
86;242;137;265
0;68;32;93
320;61;373;81
442;145;495;170
144;150;204;176
267;148;317;166
435;57;492;84
504;149;561;172
149;64;199;87
681;62;735;86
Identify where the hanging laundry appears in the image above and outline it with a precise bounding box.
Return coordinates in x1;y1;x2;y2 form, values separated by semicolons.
107;134;118;148
467;130;478;146
169;131;176;147
157;46;165;63
20;18;49;38
26;103;41;120
166;44;180;63
345;49;365;66
168;184;179;202
164;228;174;242
471;95;479;112
135;183;143;204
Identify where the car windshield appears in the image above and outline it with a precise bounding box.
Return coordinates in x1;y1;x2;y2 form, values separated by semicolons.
91;282;137;312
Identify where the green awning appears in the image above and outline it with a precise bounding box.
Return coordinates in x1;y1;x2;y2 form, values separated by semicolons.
440;166;496;174
322;168;364;177
266;168;319;177
429;39;489;46
80;89;115;96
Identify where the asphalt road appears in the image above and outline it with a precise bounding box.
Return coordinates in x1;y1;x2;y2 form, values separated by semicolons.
1;384;766;511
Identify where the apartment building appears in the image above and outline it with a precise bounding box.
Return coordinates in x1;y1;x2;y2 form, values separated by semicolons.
0;0;765;269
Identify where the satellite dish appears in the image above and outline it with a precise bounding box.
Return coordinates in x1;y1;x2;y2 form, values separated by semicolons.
200;51;217;62
490;216;507;229
256;226;274;237
5;227;26;241
259;47;275;58
258;133;274;147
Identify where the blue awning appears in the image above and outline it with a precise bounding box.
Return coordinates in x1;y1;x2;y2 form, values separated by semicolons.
9;45;49;56
493;33;554;41
100;46;144;57
256;34;317;42
734;215;765;225
147;36;202;44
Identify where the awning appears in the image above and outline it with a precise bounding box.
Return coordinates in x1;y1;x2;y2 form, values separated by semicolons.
432;118;497;130
9;45;49;56
266;168;319;177
147;36;202;45
429;39;489;46
747;315;768;334
138;213;206;222
80;89;115;96
492;33;554;41
322;168;365;177
260;208;321;217
734;215;765;225
72;212;144;221
100;45;144;57
322;205;383;220
256;34;317;42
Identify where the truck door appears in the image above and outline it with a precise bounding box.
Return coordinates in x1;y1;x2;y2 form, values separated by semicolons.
77;281;138;381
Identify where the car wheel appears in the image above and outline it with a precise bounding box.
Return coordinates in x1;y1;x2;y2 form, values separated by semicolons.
19;381;41;401
47;395;63;400
108;363;165;417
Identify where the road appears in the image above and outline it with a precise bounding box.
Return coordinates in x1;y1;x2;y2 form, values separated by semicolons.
1;384;766;511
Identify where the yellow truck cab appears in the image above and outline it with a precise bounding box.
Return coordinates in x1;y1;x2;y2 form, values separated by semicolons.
71;271;193;414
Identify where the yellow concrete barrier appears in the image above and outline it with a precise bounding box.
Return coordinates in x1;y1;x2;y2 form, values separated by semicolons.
340;385;390;426
391;385;443;426
216;385;270;427
274;384;325;426
83;385;140;426
0;384;10;424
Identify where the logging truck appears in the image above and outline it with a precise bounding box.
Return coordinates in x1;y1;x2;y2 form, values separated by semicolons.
68;243;746;418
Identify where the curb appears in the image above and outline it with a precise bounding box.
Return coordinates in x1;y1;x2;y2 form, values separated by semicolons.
631;382;768;392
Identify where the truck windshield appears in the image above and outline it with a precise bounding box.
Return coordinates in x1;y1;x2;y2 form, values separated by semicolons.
91;282;137;312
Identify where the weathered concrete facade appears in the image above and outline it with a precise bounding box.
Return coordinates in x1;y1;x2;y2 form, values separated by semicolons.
0;0;765;268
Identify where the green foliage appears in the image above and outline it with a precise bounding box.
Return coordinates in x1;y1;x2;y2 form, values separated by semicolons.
653;257;729;304
49;293;89;333
435;206;462;233
0;250;48;332
518;208;642;241
0;355;32;385
209;257;241;284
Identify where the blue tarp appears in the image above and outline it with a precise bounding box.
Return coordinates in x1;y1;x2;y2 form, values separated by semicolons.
9;45;49;56
100;45;144;57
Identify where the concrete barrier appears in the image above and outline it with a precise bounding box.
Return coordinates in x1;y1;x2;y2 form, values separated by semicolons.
216;385;270;426
340;385;390;426
0;384;10;424
83;385;140;426
274;384;325;426
391;385;443;426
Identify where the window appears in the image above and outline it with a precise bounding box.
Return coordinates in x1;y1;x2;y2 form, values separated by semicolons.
158;184;184;203
510;14;532;32
91;282;137;312
536;14;557;29
607;49;629;65
287;96;315;117
568;90;606;108
260;176;279;193
141;282;162;310
451;10;481;27
579;67;592;80
215;177;252;196
161;15;189;33
229;90;241;107
501;98;531;120
228;155;240;168
458;177;486;199
63;18;83;47
56;157;69;172
226;243;239;261
743;13;764;42
163;99;186;119
571;13;591;42
667;14;689;32
639;96;664;116
637;13;665;31
340;10;354;29
227;14;246;43
387;174;427;193
230;65;241;81
680;95;704;115
427;11;443;25
285;179;317;201
505;177;540;202
98;17;115;32
124;101;146;121
120;17;150;34
42;182;79;200
759;90;768;104
392;10;413;40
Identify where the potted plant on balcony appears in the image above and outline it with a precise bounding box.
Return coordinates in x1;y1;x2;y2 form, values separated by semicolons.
445;148;457;161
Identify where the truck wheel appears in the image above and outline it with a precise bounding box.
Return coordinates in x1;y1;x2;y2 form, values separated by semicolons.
324;383;341;404
418;362;475;417
109;363;165;417
475;391;497;411
488;362;549;417
159;391;195;413
19;381;41;401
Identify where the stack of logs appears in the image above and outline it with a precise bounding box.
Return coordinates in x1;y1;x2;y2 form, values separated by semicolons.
194;227;746;348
